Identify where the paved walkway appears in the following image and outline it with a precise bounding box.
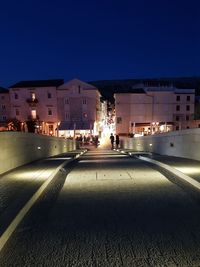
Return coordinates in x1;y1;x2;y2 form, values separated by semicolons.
0;150;84;238
119;149;200;184
1;149;200;266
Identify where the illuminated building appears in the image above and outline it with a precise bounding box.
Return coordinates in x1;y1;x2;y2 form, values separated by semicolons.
8;79;102;137
57;79;101;138
115;81;195;136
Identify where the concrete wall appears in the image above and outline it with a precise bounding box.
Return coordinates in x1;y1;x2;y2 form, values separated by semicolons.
0;132;77;175
121;128;200;161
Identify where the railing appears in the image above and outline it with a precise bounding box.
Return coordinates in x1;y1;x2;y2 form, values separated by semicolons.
26;98;39;104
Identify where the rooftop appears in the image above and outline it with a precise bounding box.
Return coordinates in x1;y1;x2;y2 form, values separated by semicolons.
10;79;64;88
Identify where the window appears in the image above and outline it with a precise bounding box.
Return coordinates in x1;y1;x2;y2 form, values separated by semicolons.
186;126;190;129
187;95;190;101
176;116;179;121
176;95;180;101
2;115;6;121
186;105;190;111
1;104;6;110
117;117;122;124
83;99;87;105
176;105;180;111
31;110;36;119
16;109;19;116
186;115;189;121
176;126;179;131
83;112;87;118
65;98;69;104
31;92;36;100
65;112;70;120
14;93;18;99
78;85;81;94
48;109;52;116
48;92;52;99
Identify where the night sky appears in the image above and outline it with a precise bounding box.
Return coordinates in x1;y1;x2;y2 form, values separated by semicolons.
1;0;200;87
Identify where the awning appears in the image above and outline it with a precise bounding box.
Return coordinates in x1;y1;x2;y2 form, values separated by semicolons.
59;121;93;130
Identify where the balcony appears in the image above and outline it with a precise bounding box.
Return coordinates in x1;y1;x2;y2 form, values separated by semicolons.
26;98;39;106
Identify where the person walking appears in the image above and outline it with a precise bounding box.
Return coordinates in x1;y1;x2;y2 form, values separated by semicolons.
110;133;114;149
115;134;120;149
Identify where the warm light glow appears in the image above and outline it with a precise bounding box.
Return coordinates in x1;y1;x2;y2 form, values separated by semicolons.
9;168;55;181
174;166;200;175
45;157;71;161
31;109;36;119
134;133;144;137
31;92;36;100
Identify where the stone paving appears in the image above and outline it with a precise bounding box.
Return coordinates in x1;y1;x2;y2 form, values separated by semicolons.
1;149;200;266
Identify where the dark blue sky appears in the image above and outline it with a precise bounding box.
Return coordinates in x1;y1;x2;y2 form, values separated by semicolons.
1;0;200;87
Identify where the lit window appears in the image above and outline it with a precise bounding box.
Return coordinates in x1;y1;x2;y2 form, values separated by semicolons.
31;110;36;119
31;92;36;100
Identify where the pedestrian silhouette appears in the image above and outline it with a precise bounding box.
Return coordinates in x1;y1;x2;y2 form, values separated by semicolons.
110;133;114;149
116;134;120;149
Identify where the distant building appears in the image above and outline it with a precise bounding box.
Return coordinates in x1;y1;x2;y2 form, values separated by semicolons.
1;78;197;137
115;82;195;136
57;79;101;138
8;78;102;137
0;87;10;130
9;79;64;135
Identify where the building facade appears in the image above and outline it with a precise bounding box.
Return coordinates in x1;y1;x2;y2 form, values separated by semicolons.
0;87;10;130
115;82;195;136
7;78;102;138
9;80;64;135
57;79;101;138
0;79;197;138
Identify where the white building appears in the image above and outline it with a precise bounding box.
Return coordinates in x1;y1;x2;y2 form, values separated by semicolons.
9;79;64;135
56;79;101;138
115;81;195;136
